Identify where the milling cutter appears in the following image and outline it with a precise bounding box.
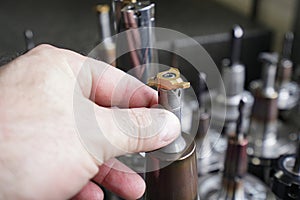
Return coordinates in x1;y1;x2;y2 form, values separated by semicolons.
198;100;276;200
145;68;198;200
247;52;297;183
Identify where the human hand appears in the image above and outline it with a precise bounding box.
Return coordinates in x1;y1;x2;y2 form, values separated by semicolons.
0;45;180;200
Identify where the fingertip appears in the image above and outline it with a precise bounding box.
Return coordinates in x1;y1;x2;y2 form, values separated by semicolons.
71;181;104;200
135;179;146;199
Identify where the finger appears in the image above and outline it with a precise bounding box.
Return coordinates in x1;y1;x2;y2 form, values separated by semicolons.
59;48;158;108
77;101;180;163
24;45;157;108
71;181;104;200
93;158;145;200
88;59;158;108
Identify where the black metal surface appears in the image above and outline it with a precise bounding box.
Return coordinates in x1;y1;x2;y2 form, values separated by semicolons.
230;25;243;66
272;154;300;200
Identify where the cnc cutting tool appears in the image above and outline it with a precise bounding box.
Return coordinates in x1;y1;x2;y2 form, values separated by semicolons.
145;67;198;200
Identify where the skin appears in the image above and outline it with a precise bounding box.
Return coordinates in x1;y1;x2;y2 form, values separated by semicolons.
0;44;180;200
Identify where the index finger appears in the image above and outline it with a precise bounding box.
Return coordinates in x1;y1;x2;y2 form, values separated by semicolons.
62;48;158;108
89;61;158;108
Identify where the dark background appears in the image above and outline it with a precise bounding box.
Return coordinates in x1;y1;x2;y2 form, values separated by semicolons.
0;0;275;85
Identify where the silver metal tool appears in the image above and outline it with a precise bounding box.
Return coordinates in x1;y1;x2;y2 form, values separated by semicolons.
271;135;300;200
211;25;254;135
276;32;299;114
198;100;276;200
115;0;157;83
247;52;297;183
145;68;198;200
94;4;116;66
193;73;224;175
200;25;254;176
112;0;150;33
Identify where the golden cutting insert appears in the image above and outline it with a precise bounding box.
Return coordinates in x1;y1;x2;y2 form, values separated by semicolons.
148;67;190;90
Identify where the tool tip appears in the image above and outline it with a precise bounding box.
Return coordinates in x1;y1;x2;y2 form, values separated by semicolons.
232;25;244;39
284;32;294;42
24;29;33;39
259;52;278;65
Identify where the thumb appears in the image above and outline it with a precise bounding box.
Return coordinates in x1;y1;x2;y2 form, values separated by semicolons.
77;103;181;164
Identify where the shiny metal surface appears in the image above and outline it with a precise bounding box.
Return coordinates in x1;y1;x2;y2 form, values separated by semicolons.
145;68;198;200
276;33;299;112
271;142;300;200
198;100;277;200
248;52;297;183
210;25;253;135
199;173;276;200
116;1;157;83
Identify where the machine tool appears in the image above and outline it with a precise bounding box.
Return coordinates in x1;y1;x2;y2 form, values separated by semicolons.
94;4;116;66
210;25;254;135
192;73;224;175
145;67;198;200
247;52;297;183
197;25;254;175
198;100;276;200
115;0;157;83
271;136;300;200
276;32;299;117
112;0;158;183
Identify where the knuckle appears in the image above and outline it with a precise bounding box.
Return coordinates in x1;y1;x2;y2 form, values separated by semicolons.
28;44;57;56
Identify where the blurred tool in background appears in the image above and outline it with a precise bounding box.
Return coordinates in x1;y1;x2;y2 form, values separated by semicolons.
115;0;157;83
210;25;253;135
276;32;299;119
24;29;35;51
199;99;276;200
195;25;254;177
193;73;221;176
94;4;116;66
247;52;297;184
271;134;300;200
